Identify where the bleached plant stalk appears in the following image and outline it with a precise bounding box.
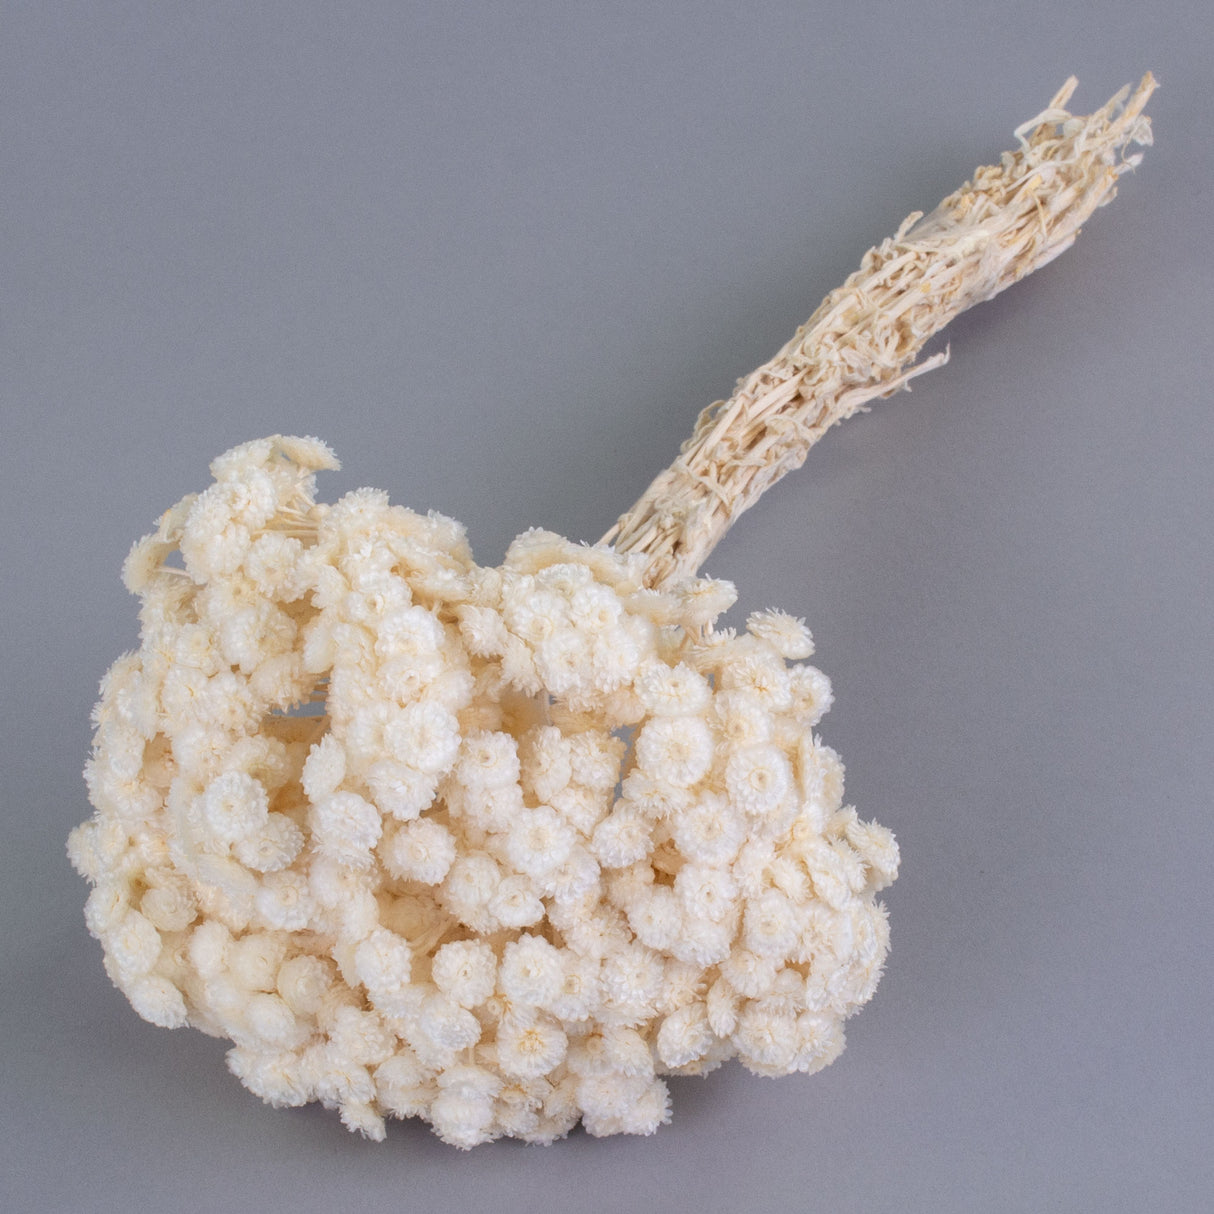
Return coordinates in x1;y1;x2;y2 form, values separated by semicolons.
604;74;1156;588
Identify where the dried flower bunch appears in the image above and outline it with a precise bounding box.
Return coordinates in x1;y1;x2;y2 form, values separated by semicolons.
69;77;1154;1146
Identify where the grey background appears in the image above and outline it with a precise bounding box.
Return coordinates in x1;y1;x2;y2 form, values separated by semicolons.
3;3;1211;1211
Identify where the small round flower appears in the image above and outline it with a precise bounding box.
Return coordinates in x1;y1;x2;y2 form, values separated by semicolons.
502;583;566;644
521;726;572;803
126;974;189;1028
385;702;461;775
549;784;608;836
365;760;438;822
229;932;288;992
254;870;313;931
499;935;564;1009
656;1003;714;1069
677;578;737;628
674;864;737;922
533;631;592;697
670;795;745;867
140;881;198;933
671;915;734;968
744;890;800;959
626;887;683;952
548;954;600;1022
276;954;334;1016
353;928;413;1006
569;583;622;633
381;818;456;885
713;690;772;747
440;852;501;929
200;772;269;845
504;806;575;879
719;949;778;1000
635;661;712;716
414;992;481;1054
787;664;833;726
496;1015;568;1080
721;650;792;711
793;1012;845;1074
842;814;900;891
734;1003;799;1073
301;733;347;801
746;609;815;659
243;992;301;1049
186;919;232;979
634;716;714;788
725;744;792;816
599;944;664;1016
432;940;497;1008
234;814;305;873
592;808;652;869
566;730;624;792
591;626;643;691
375;604;445;661
106;910;162;979
308;792;382;865
457;730;521;791
429;1091;495;1150
488;876;545;928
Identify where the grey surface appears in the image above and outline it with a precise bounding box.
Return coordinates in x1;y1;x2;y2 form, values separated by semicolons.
3;3;1211;1211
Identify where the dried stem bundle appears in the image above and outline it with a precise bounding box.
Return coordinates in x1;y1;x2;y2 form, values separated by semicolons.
604;75;1156;588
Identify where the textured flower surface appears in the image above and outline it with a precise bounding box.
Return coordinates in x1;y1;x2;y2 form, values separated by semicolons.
69;436;898;1146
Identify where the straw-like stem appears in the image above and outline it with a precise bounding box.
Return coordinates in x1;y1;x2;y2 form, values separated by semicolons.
603;75;1156;588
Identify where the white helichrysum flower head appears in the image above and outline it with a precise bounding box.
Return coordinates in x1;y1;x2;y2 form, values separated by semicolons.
713;690;772;747
385;702;462;777
234;815;305;873
381;817;456;885
625;886;683;952
140;880;198;933
655;1002;714;1069
199;771;269;845
254;869;313;930
488;875;546;928
308;791;382;866
674;577;737;628
566;730;624;792
669;794;745;867
72;434;900;1146
496;1015;568;1079
440;852;502;931
365;760;438;822
418;991;482;1053
504;806;574;879
499;935;564;1010
725;744;793;817
431;940;497;1008
520;726;572;803
634;716;714;788
456;730;520;791
786;664;833;727
744;889;801;959
746;609;815;659
591;807;653;869
674;864;737;923
301;733;346;801
352;928;413;1010
721;647;793;712
635;660;712;716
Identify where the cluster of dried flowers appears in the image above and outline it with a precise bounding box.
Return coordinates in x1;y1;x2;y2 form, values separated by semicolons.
68;436;898;1146
70;76;1155;1147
